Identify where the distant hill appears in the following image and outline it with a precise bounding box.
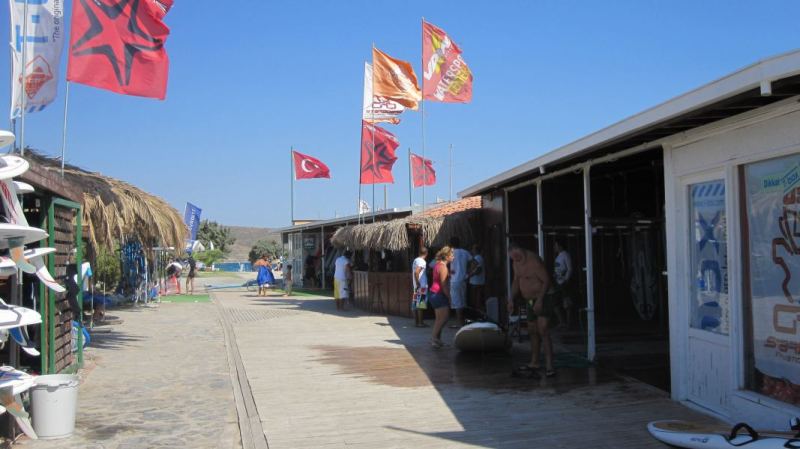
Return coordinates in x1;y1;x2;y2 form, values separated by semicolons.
224;226;282;262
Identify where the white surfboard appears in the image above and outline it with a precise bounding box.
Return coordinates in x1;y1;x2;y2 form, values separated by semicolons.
0;300;41;330
23;248;64;292
648;420;798;449
453;322;510;352
12;181;33;194
0;156;28;181
0;131;15;149
0;224;47;248
9;327;39;356
0;257;16;278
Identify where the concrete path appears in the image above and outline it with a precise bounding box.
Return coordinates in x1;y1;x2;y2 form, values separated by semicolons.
19;294;239;449
214;289;716;449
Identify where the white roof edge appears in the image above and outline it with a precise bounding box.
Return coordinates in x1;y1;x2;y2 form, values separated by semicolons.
460;48;800;197
278;207;414;234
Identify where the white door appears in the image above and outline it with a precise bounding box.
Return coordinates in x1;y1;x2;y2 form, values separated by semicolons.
682;174;732;412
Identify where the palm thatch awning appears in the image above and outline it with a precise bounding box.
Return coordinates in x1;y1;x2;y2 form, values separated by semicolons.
331;198;482;251
20;150;187;252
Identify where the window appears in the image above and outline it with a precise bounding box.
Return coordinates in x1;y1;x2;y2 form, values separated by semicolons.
689;180;729;335
743;154;800;406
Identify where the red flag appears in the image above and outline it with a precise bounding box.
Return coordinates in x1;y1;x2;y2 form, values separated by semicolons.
67;0;173;99
293;150;330;179
360;121;399;184
411;154;436;187
422;21;472;103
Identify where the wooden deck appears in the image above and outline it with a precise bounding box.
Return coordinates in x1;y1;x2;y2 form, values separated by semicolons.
214;290;717;449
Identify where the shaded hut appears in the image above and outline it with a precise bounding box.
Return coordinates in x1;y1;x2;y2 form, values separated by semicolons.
331;197;482;317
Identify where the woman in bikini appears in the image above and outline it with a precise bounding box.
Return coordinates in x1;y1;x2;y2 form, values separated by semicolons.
429;246;454;348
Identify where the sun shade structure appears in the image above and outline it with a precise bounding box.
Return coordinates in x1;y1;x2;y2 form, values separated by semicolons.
331;197;481;251
21;150;187;252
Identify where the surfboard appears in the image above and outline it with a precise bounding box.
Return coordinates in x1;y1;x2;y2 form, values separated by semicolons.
0;131;14;150
0;300;42;330
0;224;47;248
0;156;28;181
0;257;16;278
453;322;510;352
13;181;33;194
648;420;798;449
9;327;39;356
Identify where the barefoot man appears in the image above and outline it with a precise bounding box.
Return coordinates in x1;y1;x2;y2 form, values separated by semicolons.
507;241;556;377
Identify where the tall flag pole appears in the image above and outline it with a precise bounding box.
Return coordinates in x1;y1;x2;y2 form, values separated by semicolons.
60;82;70;176
449;143;453;201
290;146;294;224
408;148;412;207
19;0;29;156
420;17;426;212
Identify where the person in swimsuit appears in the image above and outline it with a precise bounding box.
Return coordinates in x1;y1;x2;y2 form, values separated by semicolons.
506;241;556;377
429;246;454;348
185;255;197;295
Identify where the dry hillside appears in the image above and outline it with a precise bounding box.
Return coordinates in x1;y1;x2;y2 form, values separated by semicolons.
225;226;282;261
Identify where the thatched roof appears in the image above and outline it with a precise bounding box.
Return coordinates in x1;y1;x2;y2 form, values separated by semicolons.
331;208;479;251
20;150;187;252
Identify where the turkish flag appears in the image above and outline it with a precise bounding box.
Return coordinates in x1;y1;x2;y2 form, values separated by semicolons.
293;150;330;179
67;0;173;99
360;121;399;185
411;154;436;187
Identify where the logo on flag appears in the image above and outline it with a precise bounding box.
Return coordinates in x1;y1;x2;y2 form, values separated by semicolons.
360;121;399;184
67;0;174;99
422;21;472;103
363;63;404;125
411;154;436;187
372;47;422;110
183;202;202;241
292;150;331;180
10;0;66;118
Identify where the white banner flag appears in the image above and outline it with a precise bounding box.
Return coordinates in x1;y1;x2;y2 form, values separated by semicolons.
363;62;404;125
9;0;66;119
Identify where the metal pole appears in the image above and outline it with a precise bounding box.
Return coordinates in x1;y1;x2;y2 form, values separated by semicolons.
383;185;387;210
420;17;426;213
60;82;71;176
583;166;596;362
19;0;29;156
536;179;544;257
503;189;511;303
320;226;325;290
449;144;453;202
408;148;412;207
290;147;294;224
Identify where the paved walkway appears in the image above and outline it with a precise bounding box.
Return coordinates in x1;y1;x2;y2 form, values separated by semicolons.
213;289;716;449
19;294;239;449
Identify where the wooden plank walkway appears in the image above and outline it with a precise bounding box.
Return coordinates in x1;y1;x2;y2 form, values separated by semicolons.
213;290;716;449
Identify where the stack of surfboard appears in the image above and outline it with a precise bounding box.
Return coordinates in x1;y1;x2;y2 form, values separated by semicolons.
648;419;799;448
0;130;71;440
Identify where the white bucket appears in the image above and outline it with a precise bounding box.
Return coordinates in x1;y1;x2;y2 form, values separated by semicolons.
30;374;79;439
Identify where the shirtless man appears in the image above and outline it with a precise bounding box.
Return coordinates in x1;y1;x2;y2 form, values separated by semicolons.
506;241;556;377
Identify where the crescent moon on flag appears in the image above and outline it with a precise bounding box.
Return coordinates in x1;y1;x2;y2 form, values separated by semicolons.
301;159;314;173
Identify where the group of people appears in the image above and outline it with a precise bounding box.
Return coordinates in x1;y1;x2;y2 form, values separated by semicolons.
165;256;197;295
411;236;574;378
254;256;294;297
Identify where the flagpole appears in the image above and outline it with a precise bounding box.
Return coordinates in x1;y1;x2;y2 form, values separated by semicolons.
357;124;363;224
60;82;71;176
19;0;29;157
290;147;294;224
420;17;426;213
408;148;412;207
371;44;376;223
449;143;453;202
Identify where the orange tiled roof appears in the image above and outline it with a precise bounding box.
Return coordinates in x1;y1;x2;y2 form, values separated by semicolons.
418;196;482;218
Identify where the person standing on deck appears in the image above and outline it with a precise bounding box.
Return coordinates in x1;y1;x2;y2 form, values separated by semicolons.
507;241;557;377
412;247;429;328
333;251;352;310
553;239;573;329
448;237;472;328
429;246;454;348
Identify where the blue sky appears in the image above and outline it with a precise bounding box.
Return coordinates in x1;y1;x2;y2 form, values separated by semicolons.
2;1;799;227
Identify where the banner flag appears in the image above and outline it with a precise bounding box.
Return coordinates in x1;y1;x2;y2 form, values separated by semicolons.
372;47;421;110
9;0;67;119
363;63;404;125
67;0;173;99
360;121;399;184
411;153;436;187
183;202;201;241
422;21;472;103
292;150;331;179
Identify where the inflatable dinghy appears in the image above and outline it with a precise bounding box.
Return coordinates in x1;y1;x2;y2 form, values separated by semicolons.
648;420;799;448
453;322;509;352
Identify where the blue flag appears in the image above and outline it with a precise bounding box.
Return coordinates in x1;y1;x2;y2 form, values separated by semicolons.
184;202;202;241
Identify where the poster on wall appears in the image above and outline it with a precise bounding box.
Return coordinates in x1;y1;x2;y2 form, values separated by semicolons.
745;154;800;405
689;180;729;335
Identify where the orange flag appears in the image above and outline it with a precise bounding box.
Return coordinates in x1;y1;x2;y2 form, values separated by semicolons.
372;47;422;110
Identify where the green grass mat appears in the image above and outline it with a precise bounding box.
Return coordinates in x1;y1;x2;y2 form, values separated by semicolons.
160;294;211;303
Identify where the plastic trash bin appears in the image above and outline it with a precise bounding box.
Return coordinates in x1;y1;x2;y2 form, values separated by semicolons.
30;374;79;439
